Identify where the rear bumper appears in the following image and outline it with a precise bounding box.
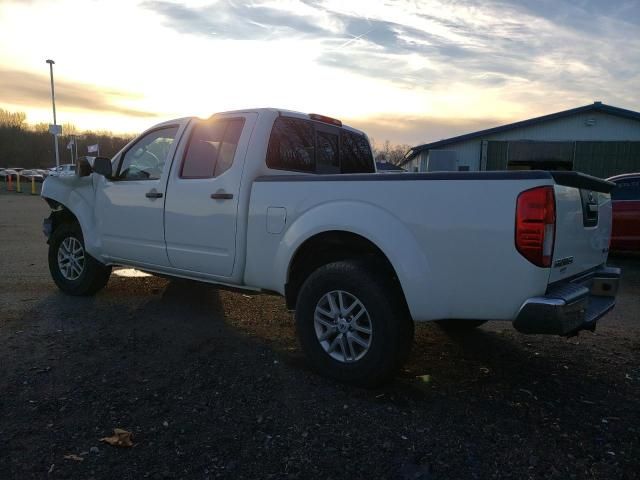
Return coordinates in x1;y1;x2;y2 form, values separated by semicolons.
513;266;621;336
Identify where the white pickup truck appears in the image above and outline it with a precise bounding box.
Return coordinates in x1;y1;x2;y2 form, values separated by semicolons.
42;108;621;385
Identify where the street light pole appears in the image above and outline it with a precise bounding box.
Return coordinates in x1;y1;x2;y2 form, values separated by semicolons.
46;59;60;169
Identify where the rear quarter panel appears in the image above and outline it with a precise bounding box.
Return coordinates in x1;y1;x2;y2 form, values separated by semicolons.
245;176;552;321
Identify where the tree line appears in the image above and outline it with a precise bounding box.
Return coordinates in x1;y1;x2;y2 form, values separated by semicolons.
1;108;411;169
0;109;134;169
370;139;411;166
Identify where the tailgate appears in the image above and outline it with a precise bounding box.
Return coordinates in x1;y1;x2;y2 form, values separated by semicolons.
549;172;615;283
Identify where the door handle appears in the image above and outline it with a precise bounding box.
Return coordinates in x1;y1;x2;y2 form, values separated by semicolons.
211;192;233;200
145;190;163;199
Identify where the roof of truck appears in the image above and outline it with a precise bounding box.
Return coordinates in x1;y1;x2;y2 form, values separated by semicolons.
207;108;366;136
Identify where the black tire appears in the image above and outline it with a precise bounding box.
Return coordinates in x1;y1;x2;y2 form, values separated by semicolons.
436;319;488;332
295;260;414;387
48;222;111;296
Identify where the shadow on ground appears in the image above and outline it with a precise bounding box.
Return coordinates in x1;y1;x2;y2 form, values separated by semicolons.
1;270;638;479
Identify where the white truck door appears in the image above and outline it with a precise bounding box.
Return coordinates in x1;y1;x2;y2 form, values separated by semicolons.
163;113;256;277
95;122;186;267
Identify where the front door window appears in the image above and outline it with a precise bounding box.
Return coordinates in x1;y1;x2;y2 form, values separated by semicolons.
116;126;179;180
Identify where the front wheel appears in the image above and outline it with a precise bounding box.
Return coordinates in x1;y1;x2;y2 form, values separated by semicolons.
295;260;413;387
48;223;111;296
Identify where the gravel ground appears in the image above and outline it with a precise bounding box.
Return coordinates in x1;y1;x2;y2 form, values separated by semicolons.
0;191;639;480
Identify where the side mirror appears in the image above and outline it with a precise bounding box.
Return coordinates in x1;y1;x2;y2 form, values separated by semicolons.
92;156;113;178
77;157;93;177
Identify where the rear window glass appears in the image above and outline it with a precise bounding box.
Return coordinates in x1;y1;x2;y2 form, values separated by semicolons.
266;117;374;174
266;118;315;172
612;177;640;201
181;118;244;178
341;131;374;173
316;130;340;174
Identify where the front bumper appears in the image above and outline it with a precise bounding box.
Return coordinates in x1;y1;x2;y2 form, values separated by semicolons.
513;266;621;336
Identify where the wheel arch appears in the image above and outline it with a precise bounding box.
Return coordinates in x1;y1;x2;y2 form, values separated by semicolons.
41;175;100;255
285;230;407;311
42;194;99;257
44;198;80;235
270;201;434;320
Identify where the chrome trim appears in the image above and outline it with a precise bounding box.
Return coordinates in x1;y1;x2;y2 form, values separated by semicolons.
513;265;620;336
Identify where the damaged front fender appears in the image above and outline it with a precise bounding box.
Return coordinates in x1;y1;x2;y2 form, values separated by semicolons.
40;174;100;256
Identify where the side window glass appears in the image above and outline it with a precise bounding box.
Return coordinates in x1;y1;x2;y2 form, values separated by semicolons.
612;178;640;200
181;121;226;178
215;119;244;177
266;118;315;172
611;183;621;201
117;126;178;180
316;130;339;173
181;118;245;179
181;121;224;178
341;131;375;173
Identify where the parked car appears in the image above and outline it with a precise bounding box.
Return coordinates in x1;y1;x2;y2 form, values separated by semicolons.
607;173;640;253
0;168;18;179
20;169;45;182
49;164;76;176
41;108;620;385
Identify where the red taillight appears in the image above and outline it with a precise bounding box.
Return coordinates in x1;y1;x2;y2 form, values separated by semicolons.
515;186;556;267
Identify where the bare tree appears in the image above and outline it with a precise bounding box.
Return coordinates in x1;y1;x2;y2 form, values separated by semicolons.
30;122;50;133
372;139;411;165
0;109;26;129
0;109;134;168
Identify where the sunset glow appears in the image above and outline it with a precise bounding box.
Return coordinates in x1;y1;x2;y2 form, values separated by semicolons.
1;0;639;144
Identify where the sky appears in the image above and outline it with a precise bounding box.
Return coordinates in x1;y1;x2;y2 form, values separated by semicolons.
0;0;639;146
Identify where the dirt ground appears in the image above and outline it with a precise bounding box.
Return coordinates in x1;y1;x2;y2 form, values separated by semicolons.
0;191;638;480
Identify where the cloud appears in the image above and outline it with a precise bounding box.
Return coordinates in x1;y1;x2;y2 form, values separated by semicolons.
4;0;632;143
317;51;436;89
347;114;506;146
0;68;158;118
139;0;640;114
140;0;330;40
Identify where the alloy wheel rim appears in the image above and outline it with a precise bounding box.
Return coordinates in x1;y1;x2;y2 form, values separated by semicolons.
57;236;85;281
313;290;373;363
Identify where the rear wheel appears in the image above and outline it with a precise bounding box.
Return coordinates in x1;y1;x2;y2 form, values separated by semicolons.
295;260;413;387
436;319;487;332
48;223;111;296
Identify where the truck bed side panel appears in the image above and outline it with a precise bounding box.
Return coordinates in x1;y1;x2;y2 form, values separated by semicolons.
245;175;553;322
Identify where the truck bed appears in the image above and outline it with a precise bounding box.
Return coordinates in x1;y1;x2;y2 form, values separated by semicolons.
245;170;614;323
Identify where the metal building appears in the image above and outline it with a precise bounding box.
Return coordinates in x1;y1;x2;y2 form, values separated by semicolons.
401;102;640;178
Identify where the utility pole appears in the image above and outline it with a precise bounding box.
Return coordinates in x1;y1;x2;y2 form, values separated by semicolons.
68;136;75;164
46;59;60;169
